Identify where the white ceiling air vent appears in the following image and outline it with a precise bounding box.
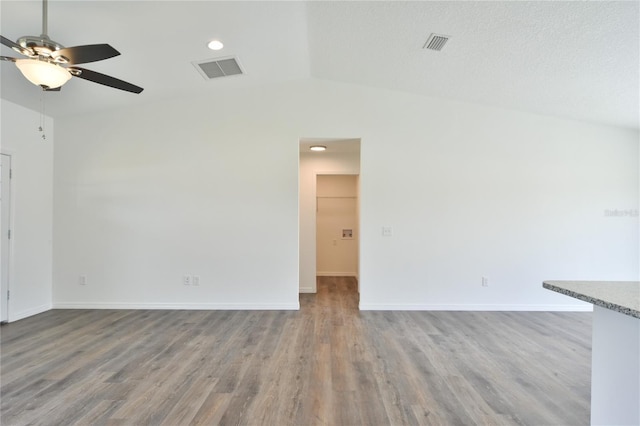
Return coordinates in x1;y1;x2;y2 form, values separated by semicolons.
423;33;450;51
193;57;244;80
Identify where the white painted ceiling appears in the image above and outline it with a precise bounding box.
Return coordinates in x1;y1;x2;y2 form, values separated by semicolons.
1;1;638;129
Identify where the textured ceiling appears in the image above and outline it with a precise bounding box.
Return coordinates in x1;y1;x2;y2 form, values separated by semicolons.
0;1;311;117
307;1;639;130
1;1;638;129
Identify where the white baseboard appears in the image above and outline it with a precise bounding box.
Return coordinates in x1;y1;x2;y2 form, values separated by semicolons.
45;301;592;312
316;272;358;277
299;287;316;293
9;303;52;322
53;302;300;311
358;303;594;312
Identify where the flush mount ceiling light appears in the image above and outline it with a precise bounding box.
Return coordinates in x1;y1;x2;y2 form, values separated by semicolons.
15;58;71;89
207;40;224;51
310;145;327;152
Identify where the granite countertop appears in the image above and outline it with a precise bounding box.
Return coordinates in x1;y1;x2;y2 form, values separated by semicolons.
543;280;640;319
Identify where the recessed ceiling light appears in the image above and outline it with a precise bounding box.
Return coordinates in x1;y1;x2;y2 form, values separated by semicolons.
207;40;224;51
310;145;327;152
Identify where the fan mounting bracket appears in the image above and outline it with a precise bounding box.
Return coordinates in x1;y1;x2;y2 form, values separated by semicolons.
16;35;66;60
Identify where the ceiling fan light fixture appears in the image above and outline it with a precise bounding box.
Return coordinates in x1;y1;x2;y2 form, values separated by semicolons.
15;59;71;89
12;45;34;57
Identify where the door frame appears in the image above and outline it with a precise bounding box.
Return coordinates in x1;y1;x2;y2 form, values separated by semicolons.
1;153;12;323
314;172;360;291
298;138;362;297
307;169;360;293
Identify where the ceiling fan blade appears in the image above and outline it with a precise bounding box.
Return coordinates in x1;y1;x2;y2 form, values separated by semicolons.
70;67;143;94
1;56;18;62
52;44;120;65
1;35;33;56
1;35;20;49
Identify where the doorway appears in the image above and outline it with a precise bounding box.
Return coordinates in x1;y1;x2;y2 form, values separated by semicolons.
1;153;12;323
298;138;361;296
316;174;359;278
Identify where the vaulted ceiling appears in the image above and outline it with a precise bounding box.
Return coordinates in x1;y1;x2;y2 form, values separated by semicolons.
1;1;638;129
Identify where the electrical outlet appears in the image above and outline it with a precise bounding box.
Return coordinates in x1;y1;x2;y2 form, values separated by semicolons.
482;276;489;287
192;275;200;286
382;226;393;237
79;275;87;286
183;275;191;286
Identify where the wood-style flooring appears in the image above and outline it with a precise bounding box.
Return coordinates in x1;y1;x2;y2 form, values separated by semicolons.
1;277;592;425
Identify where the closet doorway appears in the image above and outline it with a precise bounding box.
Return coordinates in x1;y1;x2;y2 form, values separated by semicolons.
316;174;359;279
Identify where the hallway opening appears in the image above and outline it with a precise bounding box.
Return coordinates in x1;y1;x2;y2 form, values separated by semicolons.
298;138;361;297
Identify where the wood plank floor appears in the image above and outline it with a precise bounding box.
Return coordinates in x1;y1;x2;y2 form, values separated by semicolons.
1;277;592;425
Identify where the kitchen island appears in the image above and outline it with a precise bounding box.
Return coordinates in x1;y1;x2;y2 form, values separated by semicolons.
543;280;639;426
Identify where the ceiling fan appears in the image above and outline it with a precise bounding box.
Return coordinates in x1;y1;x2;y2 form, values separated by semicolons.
0;0;143;93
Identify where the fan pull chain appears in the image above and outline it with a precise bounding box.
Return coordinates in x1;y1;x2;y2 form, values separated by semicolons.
39;90;46;140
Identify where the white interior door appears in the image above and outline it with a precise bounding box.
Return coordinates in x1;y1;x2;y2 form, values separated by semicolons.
1;154;11;322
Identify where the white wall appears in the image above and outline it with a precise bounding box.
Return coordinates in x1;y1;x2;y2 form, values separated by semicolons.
52;79;639;310
53;87;301;309
1;100;53;321
299;150;360;292
316;175;359;277
356;94;639;310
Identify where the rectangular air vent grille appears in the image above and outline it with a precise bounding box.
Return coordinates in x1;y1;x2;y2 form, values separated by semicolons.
423;33;450;51
193;57;243;80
